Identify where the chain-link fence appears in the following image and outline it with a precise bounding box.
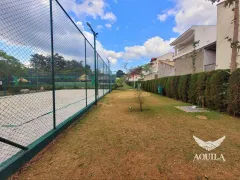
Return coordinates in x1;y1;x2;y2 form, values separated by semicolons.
0;0;112;171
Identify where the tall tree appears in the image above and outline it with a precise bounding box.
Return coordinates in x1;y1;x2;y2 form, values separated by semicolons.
0;50;27;78
208;0;239;72
116;70;125;77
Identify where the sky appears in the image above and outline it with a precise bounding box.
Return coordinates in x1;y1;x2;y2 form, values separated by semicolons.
57;0;219;72
0;0;220;73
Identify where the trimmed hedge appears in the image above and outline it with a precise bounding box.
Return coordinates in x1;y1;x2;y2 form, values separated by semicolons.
188;74;198;104
228;69;240;116
172;76;180;100
178;74;190;102
166;76;174;98
126;68;240;117
210;70;230;112
205;72;215;109
196;72;208;106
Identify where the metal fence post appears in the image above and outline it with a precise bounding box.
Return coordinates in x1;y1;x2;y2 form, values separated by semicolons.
103;62;104;95
50;0;56;130
94;35;98;105
108;59;110;93
96;54;99;99
85;39;87;107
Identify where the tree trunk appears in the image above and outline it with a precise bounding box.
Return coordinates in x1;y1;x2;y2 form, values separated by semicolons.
231;0;239;73
140;102;143;112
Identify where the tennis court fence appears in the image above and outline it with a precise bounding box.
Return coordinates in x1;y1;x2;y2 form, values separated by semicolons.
0;0;112;178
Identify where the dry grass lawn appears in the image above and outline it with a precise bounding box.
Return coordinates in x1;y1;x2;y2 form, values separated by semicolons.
12;90;240;180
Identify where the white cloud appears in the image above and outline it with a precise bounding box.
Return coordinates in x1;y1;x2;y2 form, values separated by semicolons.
93;37;175;64
157;9;176;22
105;23;112;28
58;0;117;23
96;25;104;30
158;14;168;22
76;21;84;31
122;37;175;60
158;0;220;34
102;12;117;22
83;33;175;64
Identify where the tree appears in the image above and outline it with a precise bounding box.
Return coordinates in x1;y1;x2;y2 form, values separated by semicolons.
208;0;239;72
30;53;91;76
116;70;125;77
115;77;124;89
141;64;152;79
0;50;27;79
136;83;144;112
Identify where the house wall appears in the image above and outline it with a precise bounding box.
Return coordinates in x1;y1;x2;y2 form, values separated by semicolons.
174;49;204;76
204;49;216;72
151;60;158;73
157;52;174;61
194;26;216;50
173;26;216;59
216;2;240;69
157;63;175;78
176;42;193;57
144;73;157;81
204;49;216;65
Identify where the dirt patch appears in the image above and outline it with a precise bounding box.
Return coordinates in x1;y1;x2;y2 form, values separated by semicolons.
12;90;240;180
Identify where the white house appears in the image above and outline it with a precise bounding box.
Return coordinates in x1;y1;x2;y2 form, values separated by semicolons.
128;74;142;82
144;52;175;81
170;25;217;76
216;1;240;69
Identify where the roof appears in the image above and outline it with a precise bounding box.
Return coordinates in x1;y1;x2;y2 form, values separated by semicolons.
150;58;157;62
170;25;215;46
170;27;195;46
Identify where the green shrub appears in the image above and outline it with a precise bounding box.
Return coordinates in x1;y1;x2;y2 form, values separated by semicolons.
210;70;230;111
181;74;190;102
227;69;240;116
196;72;208;106
172;76;180;100
188;74;198;104
177;76;184;101
166;77;174;98
162;77;169;95
146;81;149;92
154;80;157;93
205;72;215;108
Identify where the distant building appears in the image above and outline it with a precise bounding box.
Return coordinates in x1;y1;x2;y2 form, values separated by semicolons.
128;74;142;82
144;52;175;81
216;1;240;69
170;25;216;76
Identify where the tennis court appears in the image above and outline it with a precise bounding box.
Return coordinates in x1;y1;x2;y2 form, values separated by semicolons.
0;89;108;165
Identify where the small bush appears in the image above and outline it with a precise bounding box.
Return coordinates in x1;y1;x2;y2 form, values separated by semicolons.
188;74;198;104
227;69;240;116
210;70;230;111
